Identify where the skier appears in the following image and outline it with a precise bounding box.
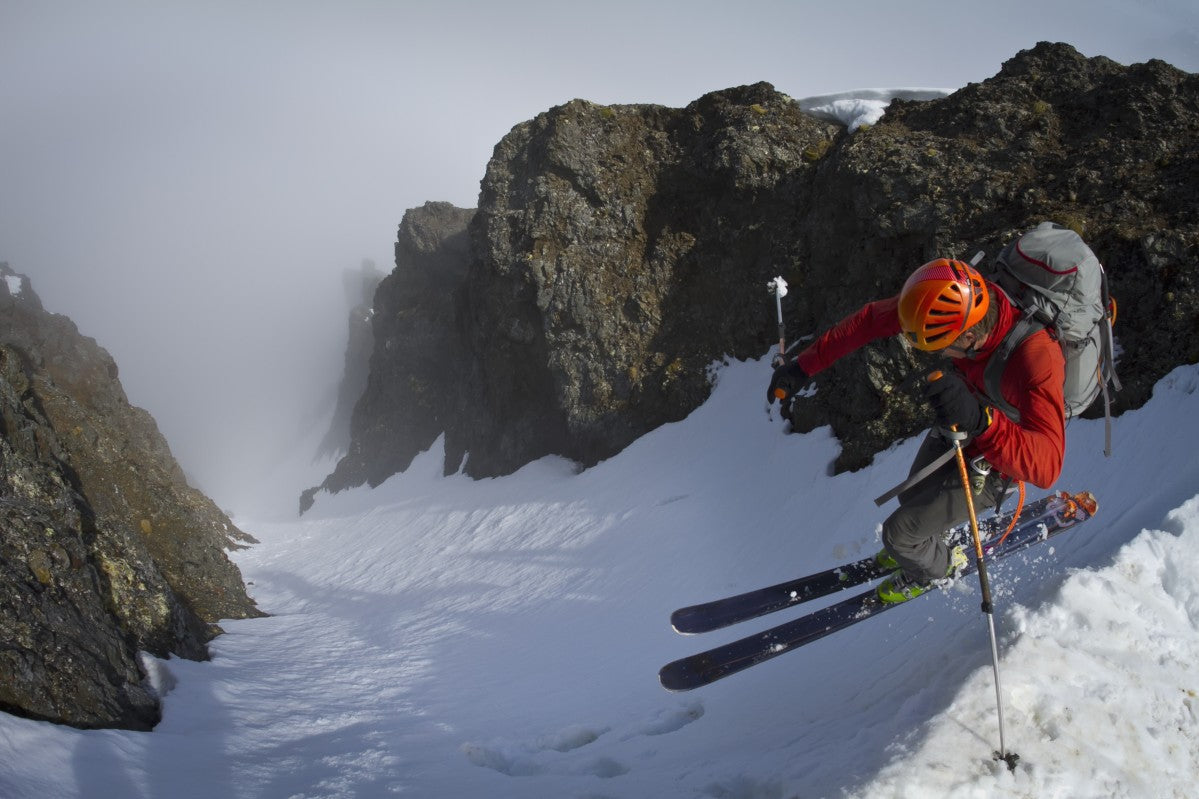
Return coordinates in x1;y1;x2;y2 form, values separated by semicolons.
767;258;1066;603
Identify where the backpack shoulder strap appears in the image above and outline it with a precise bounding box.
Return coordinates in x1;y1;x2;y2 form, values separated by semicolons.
982;315;1044;424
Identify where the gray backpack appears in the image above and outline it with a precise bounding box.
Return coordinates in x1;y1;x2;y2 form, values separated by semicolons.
982;222;1121;455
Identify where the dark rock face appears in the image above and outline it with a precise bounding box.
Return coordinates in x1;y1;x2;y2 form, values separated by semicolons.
305;202;474;509
322;42;1198;497
317;259;385;461
460;85;838;476
0;264;261;729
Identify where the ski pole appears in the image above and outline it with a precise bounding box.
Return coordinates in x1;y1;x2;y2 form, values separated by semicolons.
929;371;1019;771
767;276;788;368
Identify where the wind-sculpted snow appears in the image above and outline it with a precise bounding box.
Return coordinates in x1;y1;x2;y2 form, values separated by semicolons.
461;704;705;780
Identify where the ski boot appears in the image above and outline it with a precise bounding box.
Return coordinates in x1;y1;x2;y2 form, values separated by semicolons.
874;549;899;571
877;546;967;604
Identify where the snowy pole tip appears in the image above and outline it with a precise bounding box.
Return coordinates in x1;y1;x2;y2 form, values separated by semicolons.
993;750;1020;772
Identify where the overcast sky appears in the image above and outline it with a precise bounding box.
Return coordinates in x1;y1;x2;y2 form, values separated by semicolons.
2;0;1196;515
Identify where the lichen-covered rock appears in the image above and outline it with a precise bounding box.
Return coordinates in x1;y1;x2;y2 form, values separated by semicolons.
0;263;261;729
455;85;838;476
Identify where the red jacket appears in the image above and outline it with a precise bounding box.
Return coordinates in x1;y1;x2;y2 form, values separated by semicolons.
794;287;1065;488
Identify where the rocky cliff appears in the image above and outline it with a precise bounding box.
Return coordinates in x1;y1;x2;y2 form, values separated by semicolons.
0;264;262;729
314;42;1198;501
304;202;474;511
316;259;385;461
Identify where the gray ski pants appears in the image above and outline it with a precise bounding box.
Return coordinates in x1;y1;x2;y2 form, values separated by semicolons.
881;431;1005;584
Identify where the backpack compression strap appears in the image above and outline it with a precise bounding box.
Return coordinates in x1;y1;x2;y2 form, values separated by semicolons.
1097;270;1122;457
981;315;1043;426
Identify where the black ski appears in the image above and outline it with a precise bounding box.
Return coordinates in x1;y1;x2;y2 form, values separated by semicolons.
660;490;1097;692
669;489;1079;634
671;554;892;634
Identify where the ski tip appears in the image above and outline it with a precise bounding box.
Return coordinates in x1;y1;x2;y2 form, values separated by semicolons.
669;610;702;635
658;663;698;692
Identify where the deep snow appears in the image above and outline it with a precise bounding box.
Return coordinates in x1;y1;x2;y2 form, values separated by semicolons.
1;351;1197;798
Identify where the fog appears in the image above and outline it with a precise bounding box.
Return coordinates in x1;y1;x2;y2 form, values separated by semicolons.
2;0;1196;515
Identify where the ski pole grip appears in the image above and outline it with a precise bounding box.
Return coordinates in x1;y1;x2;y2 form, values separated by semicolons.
926;371;968;441
975;555;995;614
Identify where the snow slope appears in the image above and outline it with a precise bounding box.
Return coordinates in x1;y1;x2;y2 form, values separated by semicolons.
1;353;1197;798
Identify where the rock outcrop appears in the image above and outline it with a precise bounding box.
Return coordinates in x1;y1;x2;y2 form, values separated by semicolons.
0;264;261;729
786;43;1198;468
317;42;1198;499
304;202;474;511
317;259;385;461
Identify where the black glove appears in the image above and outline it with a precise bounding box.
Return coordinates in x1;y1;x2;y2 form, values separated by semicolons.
924;372;988;439
767;360;809;405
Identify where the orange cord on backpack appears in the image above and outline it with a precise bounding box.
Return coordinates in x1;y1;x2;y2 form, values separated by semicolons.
995;480;1026;546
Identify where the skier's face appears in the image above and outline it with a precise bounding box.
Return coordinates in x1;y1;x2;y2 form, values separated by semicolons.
943;329;980;358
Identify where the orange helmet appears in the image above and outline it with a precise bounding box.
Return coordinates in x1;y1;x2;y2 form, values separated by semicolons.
898;259;990;351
